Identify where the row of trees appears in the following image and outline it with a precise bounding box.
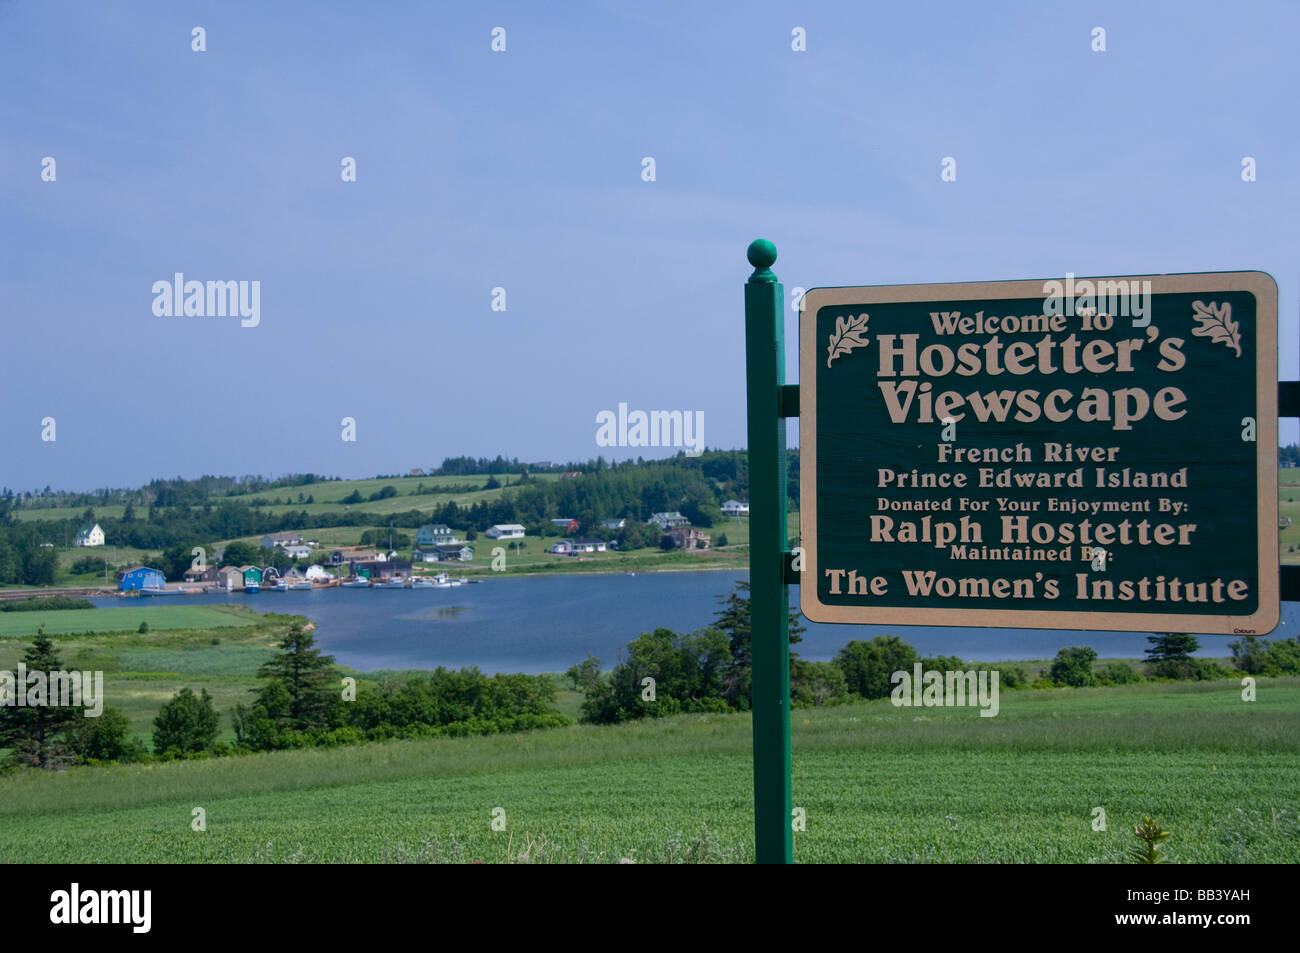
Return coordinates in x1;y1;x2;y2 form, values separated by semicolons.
0;526;60;586
566;582;1021;723
3;473;343;514
1045;633;1300;687
567;585;1300;723
0;624;571;770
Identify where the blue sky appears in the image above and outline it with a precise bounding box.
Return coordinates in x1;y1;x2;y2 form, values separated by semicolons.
3;0;1297;491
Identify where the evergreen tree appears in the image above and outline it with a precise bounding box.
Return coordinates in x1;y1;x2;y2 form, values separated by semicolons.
0;635;84;768
254;622;340;730
711;580;804;708
1146;633;1199;679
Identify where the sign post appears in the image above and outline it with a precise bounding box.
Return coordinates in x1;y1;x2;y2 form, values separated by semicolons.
799;273;1279;633
744;239;793;864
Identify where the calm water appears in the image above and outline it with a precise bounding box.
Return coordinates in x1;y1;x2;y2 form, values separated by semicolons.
91;571;1296;675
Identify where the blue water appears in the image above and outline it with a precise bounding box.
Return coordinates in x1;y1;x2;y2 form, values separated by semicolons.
90;571;1296;675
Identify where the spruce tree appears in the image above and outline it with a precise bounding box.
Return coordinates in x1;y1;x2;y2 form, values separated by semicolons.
0;635;83;768
712;580;805;707
1146;633;1200;679
255;622;340;730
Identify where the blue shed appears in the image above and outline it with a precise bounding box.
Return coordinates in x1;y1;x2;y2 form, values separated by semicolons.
120;566;165;591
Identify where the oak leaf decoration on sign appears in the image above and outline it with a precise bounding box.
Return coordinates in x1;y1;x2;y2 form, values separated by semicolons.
826;313;870;368
1190;300;1241;357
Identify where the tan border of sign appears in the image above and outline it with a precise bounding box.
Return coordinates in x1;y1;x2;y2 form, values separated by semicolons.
799;272;1279;635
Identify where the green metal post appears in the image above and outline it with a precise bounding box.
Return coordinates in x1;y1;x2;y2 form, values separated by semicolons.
744;239;792;864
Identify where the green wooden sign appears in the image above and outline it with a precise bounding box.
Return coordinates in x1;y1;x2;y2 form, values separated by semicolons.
800;273;1279;635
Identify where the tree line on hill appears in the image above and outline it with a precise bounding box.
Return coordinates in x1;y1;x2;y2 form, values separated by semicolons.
0;623;571;770
1;473;346;513
0;450;787;584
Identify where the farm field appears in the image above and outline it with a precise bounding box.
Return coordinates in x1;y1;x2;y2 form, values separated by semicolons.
0;606;290;740
0;605;253;637
1;678;1296;863
12;473;552;525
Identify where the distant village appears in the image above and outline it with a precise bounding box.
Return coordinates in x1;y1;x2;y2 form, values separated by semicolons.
75;499;751;593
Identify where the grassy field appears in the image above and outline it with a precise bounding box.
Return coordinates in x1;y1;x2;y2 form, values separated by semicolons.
0;605;253;637
13;473;553;525
0;606;292;741
1;679;1296;863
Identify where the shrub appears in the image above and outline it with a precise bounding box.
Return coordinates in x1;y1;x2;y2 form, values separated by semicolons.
1266;638;1300;674
70;557;104;575
68;707;146;764
1230;634;1269;674
1189;658;1233;681
684;696;733;715
0;595;94;612
1096;661;1142;685
138;621;149;634
152;687;220;755
835;636;918;699
991;664;1030;689
1231;636;1300;676
577;628;733;724
791;660;850;707
1049;646;1098;686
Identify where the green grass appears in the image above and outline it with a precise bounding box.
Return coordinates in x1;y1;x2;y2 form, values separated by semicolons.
0;605;252;637
0;608;292;743
11;474;555;525
13;504;130;523
2;679;1297;863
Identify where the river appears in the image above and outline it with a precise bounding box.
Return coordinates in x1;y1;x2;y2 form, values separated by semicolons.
90;571;1294;674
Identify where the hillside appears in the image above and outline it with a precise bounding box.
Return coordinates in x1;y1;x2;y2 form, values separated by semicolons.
2;679;1296;863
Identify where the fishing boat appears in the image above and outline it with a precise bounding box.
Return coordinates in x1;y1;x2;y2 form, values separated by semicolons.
411;576;439;588
140;586;181;596
291;580;313;590
341;577;371;588
374;577;408;589
269;580;289;592
244;582;260;593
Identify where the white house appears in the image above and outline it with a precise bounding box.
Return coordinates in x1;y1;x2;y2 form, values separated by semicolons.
570;538;607;554
415;524;460;547
74;523;105;547
648;512;689;530
721;500;750;517
486;524;526;539
261;532;303;549
304;565;331;581
601;518;626;531
549;540;574;555
282;543;313;559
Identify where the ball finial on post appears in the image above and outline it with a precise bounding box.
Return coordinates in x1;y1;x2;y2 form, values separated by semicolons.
747;239;778;282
